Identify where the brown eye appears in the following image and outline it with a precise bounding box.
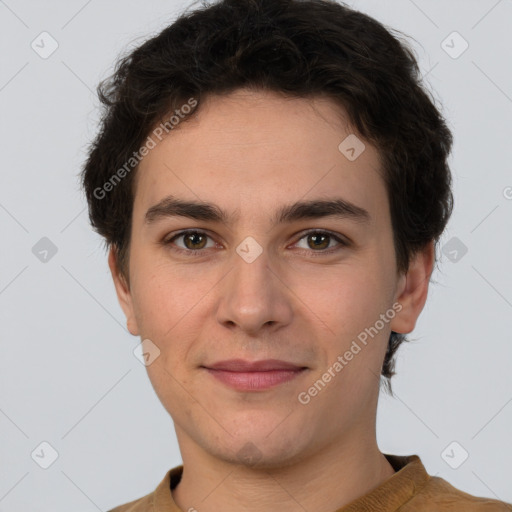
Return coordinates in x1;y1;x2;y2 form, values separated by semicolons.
163;229;348;257
182;232;208;250
164;230;215;255
306;233;330;250
295;230;347;253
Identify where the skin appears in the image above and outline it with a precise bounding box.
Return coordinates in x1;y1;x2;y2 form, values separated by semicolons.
109;88;434;512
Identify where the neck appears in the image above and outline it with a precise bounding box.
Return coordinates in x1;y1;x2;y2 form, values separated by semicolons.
172;428;396;512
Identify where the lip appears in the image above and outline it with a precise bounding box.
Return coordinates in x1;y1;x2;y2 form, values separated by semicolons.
206;359;305;371
202;359;308;391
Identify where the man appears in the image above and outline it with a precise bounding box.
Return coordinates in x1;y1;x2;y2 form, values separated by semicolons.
81;0;512;510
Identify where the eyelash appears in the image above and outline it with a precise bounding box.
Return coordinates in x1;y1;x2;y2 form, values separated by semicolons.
161;229;349;257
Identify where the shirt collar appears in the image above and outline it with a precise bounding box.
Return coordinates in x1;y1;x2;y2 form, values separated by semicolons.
338;454;430;511
151;453;430;512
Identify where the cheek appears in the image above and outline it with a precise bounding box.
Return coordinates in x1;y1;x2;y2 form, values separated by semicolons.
131;268;199;413
311;264;390;332
129;258;197;334
310;266;395;380
129;259;210;368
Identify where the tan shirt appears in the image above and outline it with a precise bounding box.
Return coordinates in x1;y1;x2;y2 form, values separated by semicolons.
107;453;512;511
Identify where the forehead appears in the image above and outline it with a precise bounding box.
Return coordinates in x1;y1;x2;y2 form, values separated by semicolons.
133;89;387;223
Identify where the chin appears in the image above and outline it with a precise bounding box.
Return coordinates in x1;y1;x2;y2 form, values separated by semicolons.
218;441;304;470
202;424;310;470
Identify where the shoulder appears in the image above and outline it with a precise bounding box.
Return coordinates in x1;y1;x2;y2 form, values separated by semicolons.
106;492;153;512
105;466;180;512
407;475;512;511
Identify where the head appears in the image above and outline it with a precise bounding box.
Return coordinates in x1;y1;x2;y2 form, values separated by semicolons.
81;0;453;467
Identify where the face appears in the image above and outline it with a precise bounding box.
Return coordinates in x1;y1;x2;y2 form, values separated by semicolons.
110;89;431;468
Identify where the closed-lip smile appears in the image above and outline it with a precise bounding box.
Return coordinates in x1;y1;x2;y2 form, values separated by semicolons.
202;359;308;391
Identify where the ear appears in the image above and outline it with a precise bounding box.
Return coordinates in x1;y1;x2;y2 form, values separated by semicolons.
390;240;435;334
108;246;140;336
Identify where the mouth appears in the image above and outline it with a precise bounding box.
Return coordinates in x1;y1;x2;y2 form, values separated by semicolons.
202;359;308;391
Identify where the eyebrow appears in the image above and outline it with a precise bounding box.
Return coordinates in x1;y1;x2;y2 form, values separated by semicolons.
144;194;371;226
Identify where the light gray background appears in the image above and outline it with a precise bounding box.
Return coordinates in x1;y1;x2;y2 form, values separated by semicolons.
1;0;511;510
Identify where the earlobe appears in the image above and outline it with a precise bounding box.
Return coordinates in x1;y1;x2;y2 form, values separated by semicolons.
390;241;435;335
107;246;140;336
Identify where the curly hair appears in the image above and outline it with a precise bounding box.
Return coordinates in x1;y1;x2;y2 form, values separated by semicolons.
81;0;454;395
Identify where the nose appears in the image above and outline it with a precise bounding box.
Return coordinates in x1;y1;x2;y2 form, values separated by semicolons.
215;244;294;335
